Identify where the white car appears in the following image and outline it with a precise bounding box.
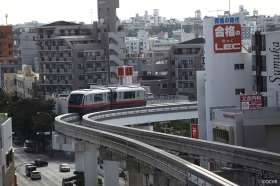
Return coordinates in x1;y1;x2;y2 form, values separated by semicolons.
146;93;154;100
59;164;71;172
30;171;41;180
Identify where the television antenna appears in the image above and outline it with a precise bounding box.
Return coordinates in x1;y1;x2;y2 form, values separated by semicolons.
229;0;231;15
5;14;8;25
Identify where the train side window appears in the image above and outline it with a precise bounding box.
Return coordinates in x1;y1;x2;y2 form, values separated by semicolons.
94;94;103;102
136;91;140;98
139;91;144;99
84;95;91;105
124;91;135;99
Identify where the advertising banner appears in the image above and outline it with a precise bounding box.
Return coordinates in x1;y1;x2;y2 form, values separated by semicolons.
117;66;134;77
266;32;280;106
213;24;241;53
191;123;199;139
240;95;263;110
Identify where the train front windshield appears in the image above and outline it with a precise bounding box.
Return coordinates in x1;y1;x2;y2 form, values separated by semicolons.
69;94;84;105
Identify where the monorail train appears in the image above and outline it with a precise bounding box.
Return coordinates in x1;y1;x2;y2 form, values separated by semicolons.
68;86;146;115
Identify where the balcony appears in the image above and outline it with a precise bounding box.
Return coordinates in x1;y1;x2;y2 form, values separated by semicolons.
109;55;123;66
109;43;121;55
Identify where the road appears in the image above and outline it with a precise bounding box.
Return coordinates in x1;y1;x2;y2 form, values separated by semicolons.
14;147;75;186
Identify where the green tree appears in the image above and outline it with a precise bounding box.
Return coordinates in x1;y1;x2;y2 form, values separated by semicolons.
7;97;55;139
32;112;54;132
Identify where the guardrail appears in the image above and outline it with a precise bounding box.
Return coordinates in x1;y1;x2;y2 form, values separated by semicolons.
90;103;198;121
55;113;237;186
83;103;280;174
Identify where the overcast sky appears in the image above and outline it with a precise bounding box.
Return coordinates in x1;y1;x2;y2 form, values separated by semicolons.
1;0;279;25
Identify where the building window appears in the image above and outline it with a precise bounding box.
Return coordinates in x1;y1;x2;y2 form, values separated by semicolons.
234;64;244;70
79;75;85;80
235;88;245;95
162;84;168;89
189;82;194;88
261;34;266;51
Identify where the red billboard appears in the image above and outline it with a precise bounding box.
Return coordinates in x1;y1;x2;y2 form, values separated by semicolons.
118;67;125;76
240;95;263;110
213;24;241;53
117;66;134;77
191;124;199;139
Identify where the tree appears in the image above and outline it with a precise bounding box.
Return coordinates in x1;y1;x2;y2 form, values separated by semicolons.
0;88;10;113
32;112;53;132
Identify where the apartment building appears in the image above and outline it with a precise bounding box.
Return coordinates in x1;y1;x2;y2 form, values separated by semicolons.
139;48;174;96
4;65;39;98
0;26;13;57
37;0;124;97
170;38;205;100
125;38;205;98
0;26;21;89
0;115;15;186
13;22;41;70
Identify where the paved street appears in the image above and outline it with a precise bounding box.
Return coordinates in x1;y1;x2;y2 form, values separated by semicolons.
14;147;75;186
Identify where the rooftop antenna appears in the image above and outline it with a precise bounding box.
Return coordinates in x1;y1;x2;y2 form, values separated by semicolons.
5;14;8;25
90;8;94;24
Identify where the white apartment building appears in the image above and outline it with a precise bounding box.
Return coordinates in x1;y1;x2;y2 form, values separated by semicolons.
4;65;39;98
0;116;14;186
125;30;150;55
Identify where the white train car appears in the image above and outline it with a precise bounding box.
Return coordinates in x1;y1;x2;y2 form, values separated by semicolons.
68;86;146;115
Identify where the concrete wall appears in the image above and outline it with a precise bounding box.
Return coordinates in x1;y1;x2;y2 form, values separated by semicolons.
243;126;266;148
197;71;207;140
212;108;280;153
265;125;280;153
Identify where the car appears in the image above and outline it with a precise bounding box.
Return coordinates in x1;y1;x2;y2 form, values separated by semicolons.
30;171;41;180
146;93;154;100
34;159;48;167
59;164;70;172
25;165;36;177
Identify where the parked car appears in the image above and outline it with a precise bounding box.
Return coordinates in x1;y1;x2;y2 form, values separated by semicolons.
30;171;41;180
146;93;154;100
24;140;36;153
34;159;48;167
13;136;23;146
59;164;70;172
25;165;37;177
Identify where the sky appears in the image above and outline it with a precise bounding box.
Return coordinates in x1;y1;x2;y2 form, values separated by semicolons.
0;0;280;25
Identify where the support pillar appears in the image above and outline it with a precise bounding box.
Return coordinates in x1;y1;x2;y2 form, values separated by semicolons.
104;160;120;186
153;168;184;186
75;141;98;186
200;157;209;170
128;169;144;186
